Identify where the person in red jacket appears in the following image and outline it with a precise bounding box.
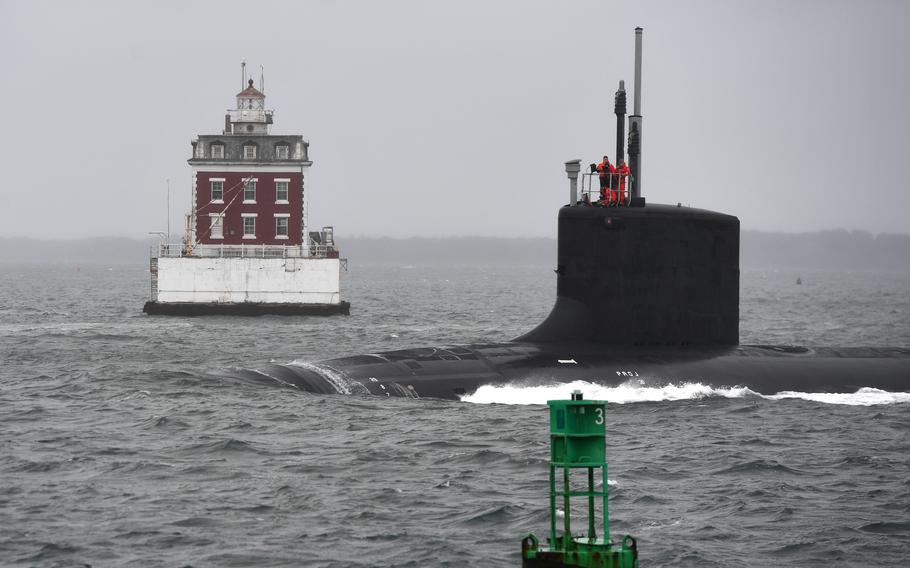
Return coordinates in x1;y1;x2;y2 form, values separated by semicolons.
615;160;630;205
590;155;615;205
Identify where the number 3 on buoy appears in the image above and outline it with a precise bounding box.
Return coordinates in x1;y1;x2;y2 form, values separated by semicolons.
595;407;604;424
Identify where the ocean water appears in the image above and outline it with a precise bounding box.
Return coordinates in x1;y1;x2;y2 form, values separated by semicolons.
1;263;909;567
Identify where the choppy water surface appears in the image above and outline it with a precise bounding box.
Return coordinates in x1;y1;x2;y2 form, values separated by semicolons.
1;263;909;567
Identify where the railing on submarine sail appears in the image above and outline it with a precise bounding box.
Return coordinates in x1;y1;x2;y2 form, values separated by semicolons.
579;172;631;207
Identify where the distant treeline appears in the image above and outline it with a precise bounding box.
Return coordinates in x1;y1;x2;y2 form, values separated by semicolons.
1;231;908;271
741;230;910;272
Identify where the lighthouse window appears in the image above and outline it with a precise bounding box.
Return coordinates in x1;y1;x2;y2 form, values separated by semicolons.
211;180;224;202
275;180;289;202
276;145;289;159
209;214;224;239
242;215;257;239
275;216;289;238
243;145;257;159
244;180;257;202
211;144;224;159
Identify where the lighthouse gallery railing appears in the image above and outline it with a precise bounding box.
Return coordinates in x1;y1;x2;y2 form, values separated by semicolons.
152;243;339;259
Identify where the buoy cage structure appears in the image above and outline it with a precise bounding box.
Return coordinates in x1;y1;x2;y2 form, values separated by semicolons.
521;392;638;568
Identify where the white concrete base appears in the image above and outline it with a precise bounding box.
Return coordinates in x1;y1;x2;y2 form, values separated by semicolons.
154;257;342;305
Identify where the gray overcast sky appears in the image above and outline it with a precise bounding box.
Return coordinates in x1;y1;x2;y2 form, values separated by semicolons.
1;0;908;239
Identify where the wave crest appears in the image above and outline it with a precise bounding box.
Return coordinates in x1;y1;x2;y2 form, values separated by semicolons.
461;380;910;406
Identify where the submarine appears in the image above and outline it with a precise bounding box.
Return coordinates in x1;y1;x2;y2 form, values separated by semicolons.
238;28;910;400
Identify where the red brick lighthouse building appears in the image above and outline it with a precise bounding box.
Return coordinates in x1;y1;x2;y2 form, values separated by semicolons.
143;70;347;316
189;78;311;246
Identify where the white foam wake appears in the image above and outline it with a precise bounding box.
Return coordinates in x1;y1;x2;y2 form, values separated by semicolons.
287;360;368;395
461;380;910;406
765;387;910;406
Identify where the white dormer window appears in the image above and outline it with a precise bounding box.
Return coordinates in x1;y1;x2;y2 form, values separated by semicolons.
276;145;289;159
211;145;224;159
244;145;257;159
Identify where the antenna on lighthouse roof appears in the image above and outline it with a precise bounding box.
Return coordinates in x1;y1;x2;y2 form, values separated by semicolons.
260;65;265;93
241;60;247;89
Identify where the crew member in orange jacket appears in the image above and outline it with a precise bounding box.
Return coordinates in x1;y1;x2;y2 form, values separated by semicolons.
590;155;616;205
615;160;630;205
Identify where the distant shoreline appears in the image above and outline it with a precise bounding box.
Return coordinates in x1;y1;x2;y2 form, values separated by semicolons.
1;231;908;271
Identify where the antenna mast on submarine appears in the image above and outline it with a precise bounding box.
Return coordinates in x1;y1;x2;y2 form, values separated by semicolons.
628;27;643;201
614;80;627;166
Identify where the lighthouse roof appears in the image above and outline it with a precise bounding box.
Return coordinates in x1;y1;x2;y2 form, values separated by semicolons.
236;79;265;99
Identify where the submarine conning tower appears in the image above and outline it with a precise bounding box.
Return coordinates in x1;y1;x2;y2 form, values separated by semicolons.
518;27;740;348
517;203;740;347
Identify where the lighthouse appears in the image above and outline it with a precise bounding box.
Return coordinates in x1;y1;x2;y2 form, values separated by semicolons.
189;77;311;248
143;68;349;316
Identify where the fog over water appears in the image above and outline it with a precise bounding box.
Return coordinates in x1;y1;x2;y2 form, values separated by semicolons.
4;231;910;272
1;0;909;240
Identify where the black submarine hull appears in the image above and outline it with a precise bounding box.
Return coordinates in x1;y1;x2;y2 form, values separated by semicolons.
241;203;909;400
238;343;910;400
225;26;910;401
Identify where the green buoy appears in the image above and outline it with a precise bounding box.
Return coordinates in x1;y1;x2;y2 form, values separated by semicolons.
521;391;638;567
